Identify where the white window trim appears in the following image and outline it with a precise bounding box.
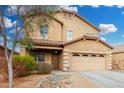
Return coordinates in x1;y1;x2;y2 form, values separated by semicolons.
67;31;73;41
40;25;48;39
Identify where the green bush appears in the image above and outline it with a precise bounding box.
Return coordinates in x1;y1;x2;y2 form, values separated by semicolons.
37;63;53;74
13;55;37;73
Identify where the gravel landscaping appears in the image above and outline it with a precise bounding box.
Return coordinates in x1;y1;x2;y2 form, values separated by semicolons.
35;71;97;88
35;72;72;88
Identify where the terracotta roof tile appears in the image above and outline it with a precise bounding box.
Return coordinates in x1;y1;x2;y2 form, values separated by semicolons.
32;39;65;47
32;35;113;49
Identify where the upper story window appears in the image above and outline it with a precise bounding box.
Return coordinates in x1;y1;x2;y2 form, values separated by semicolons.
67;31;73;41
40;24;48;39
63;12;72;19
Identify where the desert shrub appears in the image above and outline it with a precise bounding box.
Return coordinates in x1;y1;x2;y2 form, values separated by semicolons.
13;55;37;71
13;61;30;77
37;63;53;74
13;55;37;77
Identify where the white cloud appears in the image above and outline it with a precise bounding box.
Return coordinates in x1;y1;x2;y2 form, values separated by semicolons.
15;45;20;53
60;5;78;12
86;5;113;8
9;27;21;34
112;43;123;46
4;17;14;28
116;5;124;8
100;37;106;41
121;11;124;14
1;17;17;29
81;5;124;8
122;34;124;38
99;24;118;34
90;5;100;8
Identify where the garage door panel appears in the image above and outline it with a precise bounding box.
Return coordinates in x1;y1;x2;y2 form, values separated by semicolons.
70;54;105;71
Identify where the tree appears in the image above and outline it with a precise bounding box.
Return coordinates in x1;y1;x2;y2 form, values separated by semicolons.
0;5;58;88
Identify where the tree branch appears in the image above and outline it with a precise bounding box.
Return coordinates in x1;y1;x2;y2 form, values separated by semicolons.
0;9;9;61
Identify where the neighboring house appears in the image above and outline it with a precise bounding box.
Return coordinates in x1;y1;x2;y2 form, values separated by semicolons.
112;44;124;70
0;45;18;58
0;45;11;58
20;9;113;71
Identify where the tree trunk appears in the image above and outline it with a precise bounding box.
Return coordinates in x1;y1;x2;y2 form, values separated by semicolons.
7;57;13;88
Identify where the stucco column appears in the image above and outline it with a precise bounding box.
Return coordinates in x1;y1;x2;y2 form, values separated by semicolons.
62;49;69;71
106;52;112;70
20;45;29;56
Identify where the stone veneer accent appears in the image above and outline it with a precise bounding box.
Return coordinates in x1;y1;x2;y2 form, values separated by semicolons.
62;49;69;71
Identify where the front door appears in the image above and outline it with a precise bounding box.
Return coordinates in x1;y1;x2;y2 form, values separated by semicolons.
52;53;59;69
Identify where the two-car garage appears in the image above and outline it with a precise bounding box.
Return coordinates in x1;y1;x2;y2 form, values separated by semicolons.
70;53;106;71
63;36;113;71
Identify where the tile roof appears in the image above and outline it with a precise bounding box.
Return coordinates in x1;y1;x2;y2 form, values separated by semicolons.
32;35;113;49
32;39;65;47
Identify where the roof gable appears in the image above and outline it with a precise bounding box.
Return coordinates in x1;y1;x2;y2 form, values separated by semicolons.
64;35;113;49
60;9;100;32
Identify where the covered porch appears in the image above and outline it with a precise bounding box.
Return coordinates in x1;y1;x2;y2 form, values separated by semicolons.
29;46;63;70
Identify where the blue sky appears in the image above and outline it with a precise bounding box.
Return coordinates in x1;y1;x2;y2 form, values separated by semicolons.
74;5;124;45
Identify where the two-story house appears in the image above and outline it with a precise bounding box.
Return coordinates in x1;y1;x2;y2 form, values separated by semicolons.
20;9;113;71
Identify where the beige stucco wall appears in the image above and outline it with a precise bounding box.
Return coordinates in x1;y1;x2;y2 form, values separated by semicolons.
45;53;52;64
25;11;99;42
28;17;62;41
55;12;99;41
62;39;112;71
64;40;111;52
112;52;124;69
20;46;29;56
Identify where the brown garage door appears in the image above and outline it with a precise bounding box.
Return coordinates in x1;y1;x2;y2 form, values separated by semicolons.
70;53;106;71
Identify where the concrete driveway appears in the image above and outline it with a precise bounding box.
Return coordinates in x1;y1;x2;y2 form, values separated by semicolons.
79;70;124;88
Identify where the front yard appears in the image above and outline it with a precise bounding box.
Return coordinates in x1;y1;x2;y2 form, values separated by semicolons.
0;74;49;88
0;71;97;88
1;70;124;88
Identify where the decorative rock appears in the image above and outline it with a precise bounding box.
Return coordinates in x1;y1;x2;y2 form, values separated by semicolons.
35;73;71;88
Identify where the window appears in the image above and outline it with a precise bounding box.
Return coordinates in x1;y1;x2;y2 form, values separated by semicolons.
82;54;89;57
99;55;104;57
38;54;45;63
67;31;73;41
72;53;80;56
91;54;97;57
40;25;48;39
63;12;72;19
